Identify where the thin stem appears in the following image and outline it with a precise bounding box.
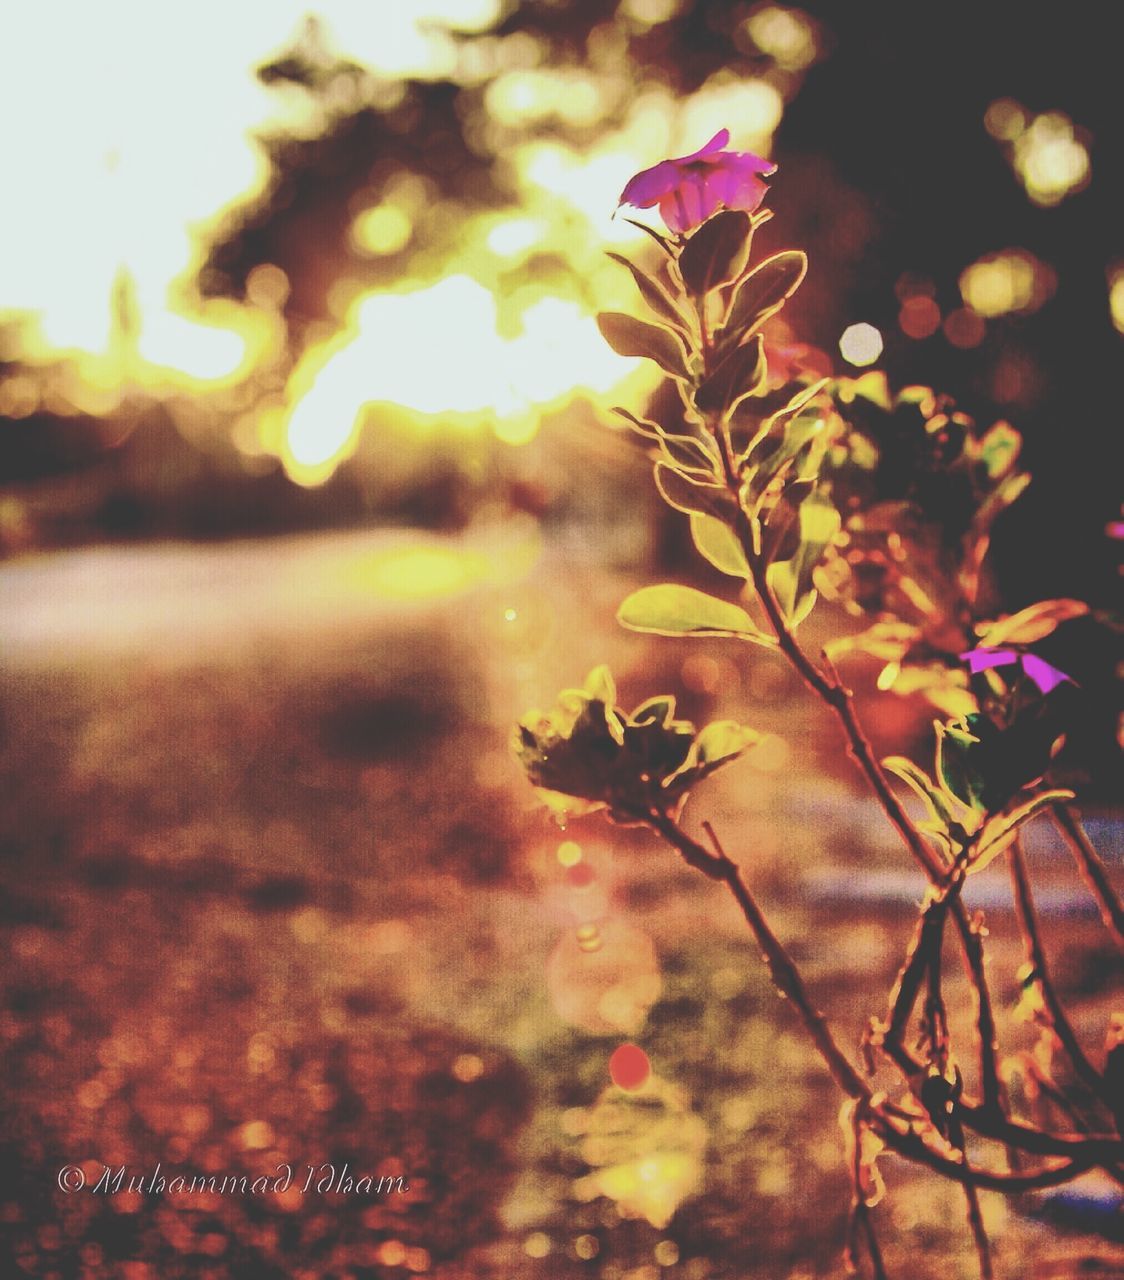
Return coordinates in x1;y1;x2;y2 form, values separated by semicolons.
649;811;869;1100
847;1204;888;1280
1019;1051;1094;1134
847;1100;889;1280
959;1163;994;1280
883;911;936;1048
1052;802;1124;950
872;1119;1088;1192
646;811;1124;1213
711;423;1004;1113
1007;837;1109;1109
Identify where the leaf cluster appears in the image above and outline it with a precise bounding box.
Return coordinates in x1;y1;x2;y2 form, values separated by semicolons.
599;209;838;642
513;666;757;824
885;707;1073;873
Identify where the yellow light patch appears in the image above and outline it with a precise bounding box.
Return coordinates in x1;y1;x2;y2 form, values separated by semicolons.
351;544;492;601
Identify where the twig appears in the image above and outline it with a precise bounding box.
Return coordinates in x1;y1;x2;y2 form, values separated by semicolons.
955;904;1003;1117
645;811;1124;1198
847;1205;888;1280
876;1030;1124;1167
883;911;937;1050
1008;837;1109;1109
872;1119;1089;1192
1052;803;1124;951
647;811;869;1100
846;1099;889;1280
961;1175;993;1280
710;421;1004;1114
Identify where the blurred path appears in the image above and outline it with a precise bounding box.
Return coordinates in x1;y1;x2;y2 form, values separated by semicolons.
0;525;539;665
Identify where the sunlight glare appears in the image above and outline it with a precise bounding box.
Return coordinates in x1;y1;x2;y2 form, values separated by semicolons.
281;276;641;482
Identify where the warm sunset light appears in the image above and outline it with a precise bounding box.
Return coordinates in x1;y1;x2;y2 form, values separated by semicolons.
3;9;1118;1280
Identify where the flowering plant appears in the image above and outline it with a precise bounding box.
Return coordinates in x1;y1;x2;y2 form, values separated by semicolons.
617;128;776;234
516;135;1123;1279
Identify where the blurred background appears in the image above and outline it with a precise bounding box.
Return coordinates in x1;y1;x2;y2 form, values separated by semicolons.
1;2;1121;1277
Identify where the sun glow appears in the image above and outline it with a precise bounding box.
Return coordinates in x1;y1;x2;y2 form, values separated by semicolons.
2;2;802;484
0;1;504;396
279;276;641;484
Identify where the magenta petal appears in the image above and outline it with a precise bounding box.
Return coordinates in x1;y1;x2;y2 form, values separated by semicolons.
1020;654;1074;694
619;159;681;208
617;131;777;232
683;128;731;160
656;191;682;233
703;164;738;211
725;170;770;215
959;647;1018;674
682;171;719;224
734;151;779;178
670;174;707;230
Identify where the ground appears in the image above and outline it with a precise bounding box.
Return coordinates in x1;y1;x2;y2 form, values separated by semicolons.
1;527;1121;1279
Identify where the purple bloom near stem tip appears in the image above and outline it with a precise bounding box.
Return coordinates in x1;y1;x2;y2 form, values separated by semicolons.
617;129;777;235
959;646;1074;694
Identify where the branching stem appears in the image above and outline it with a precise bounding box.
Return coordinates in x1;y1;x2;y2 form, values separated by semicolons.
647;810;869;1100
710;414;1003;1114
1008;837;1109;1109
1052;803;1124;951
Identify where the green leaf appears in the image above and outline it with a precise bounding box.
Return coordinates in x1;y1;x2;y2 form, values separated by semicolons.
617;583;771;642
689;512;750;577
655;462;737;520
764;490;839;624
937;720;987;813
977;421;1021;479
883;756;963;837
694;334;766;417
765;559;798;619
629;696;677;727
610;406;663;439
977;599;1089;647
655;431;718;474
622;217;674;256
968;789;1076;874
597;311;690;380
584;665;617;706
693;719;759;765
719;250;807;345
740;377;829;460
607;252;692;334
742;408;826;508
824;621;920;664
678;210;752;296
973;471;1031;535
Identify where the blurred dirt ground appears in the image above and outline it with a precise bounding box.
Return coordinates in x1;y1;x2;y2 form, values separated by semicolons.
1;528;1122;1279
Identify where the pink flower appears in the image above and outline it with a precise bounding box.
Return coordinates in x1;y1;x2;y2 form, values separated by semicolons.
617;129;777;235
959;646;1074;694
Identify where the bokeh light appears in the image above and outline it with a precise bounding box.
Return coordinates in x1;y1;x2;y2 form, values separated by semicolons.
986;99;1092;207
1109;265;1124;335
838;322;883;367
959;250;1056;319
609;1043;652;1091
